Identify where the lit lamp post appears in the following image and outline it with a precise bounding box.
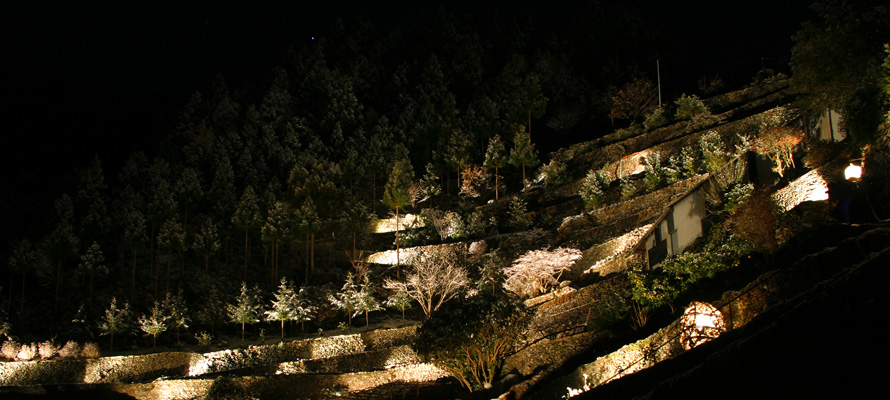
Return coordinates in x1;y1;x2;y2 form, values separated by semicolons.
844;163;862;182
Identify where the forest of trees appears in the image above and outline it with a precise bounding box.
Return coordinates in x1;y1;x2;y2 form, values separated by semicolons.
0;5;677;346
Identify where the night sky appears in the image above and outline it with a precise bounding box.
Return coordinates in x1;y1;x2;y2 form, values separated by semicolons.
0;1;813;243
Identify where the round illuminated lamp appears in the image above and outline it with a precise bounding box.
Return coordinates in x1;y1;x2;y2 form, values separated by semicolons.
844;163;862;181
679;301;726;351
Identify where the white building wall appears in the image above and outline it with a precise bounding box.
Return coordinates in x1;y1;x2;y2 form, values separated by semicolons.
672;189;705;253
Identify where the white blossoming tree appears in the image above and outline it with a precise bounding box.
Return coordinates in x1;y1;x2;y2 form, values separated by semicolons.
504;247;583;298
384;245;469;319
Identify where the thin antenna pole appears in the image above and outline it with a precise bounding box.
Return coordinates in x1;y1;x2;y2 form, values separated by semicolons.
657;59;662;107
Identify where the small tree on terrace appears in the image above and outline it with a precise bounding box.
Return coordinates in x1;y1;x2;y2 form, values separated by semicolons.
99;297;131;352
386;285;412;320
504;247;583;298
162;289;189;343
227;282;263;344
265;277;299;340
196;283;226;335
415;291;531;392
355;275;382;328
383;245;470;319
138;302;168;349
293;287;316;332
329;272;362;327
609;77;657;125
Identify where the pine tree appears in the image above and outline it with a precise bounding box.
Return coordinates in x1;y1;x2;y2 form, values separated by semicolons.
76;242;107;301
157;219;185;295
261;201;292;285
162;289;189;344
123;208;147;302
297;199;319;283
355;275;382;328
580;170;606;210
99;297;131;352
509;126;539;187
192;218;220;273
196;283;227;336
329;272;362;327
265;277;298;340
7;239;37;314
382;159;414;278
293;287;316;332
386;285;412;320
232;186;261;280
227;282;263;344
484;135;508;200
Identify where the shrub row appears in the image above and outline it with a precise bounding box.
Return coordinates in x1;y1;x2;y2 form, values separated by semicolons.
0;340;99;361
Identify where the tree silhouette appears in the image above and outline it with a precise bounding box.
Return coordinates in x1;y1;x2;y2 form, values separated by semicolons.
382;159;414;278
484;134;508;200
509;126;539;187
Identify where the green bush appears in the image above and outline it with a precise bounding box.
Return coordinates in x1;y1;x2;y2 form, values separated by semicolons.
674;94;709;121
700;131;733;172
580;169;606;209
628;235;755;316
508;196;532;230
642;152;665;191
540;160;568;186
620;177;637;200
643;104;670;131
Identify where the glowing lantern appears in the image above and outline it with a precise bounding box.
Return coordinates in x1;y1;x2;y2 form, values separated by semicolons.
679;301;726;350
844;163;862;181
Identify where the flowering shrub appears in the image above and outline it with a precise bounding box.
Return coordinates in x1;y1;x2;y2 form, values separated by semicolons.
59;341;81;359
81;342;100;359
38;341;58;359
504;247;582;298
17;343;37;361
1;341;19;359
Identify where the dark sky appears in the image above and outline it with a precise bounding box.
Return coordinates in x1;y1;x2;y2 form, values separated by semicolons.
0;0;813;241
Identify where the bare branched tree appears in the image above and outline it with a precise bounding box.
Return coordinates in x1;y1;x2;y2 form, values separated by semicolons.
504;247;582;298
384;244;470;318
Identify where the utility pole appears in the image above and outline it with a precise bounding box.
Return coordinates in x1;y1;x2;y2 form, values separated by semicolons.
657;59;663;106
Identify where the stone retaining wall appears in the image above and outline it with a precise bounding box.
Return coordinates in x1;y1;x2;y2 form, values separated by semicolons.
0;325;419;386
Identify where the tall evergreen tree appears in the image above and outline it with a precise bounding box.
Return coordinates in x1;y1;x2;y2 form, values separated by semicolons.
7;239;37;314
192;218;220;273
509;126;539;187
484;134;508;200
382;159;414;278
157;219;185;295
76;241;107;301
232;186;261;279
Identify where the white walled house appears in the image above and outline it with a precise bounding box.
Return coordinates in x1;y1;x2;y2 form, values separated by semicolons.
633;180;708;269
